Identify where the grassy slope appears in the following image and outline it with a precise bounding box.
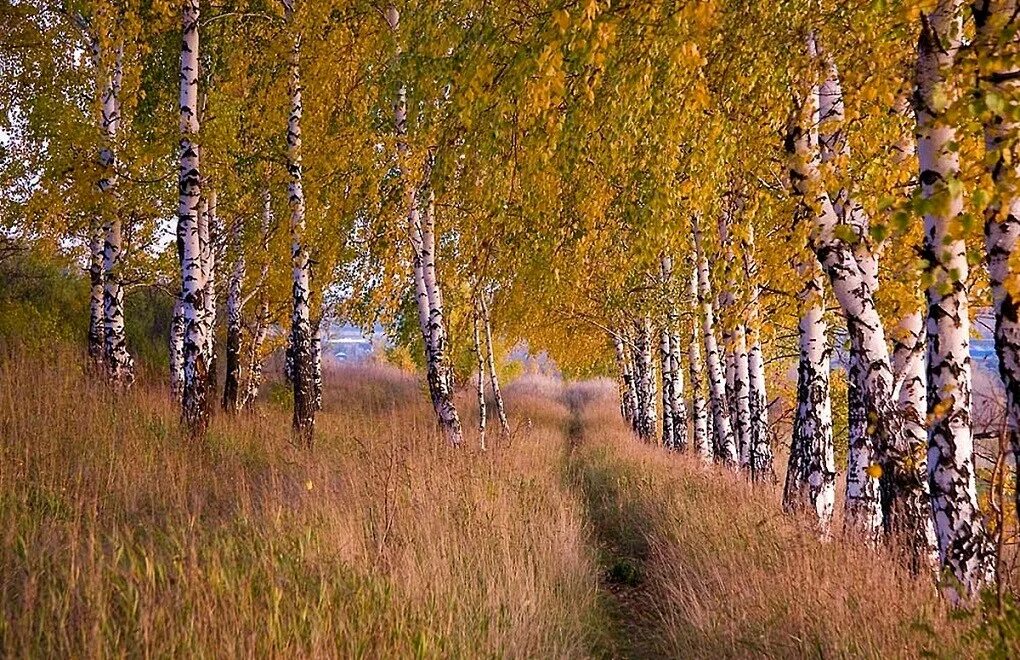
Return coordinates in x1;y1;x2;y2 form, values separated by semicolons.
0;352;1002;657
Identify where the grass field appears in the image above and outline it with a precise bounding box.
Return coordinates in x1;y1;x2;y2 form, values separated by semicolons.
0;350;1006;657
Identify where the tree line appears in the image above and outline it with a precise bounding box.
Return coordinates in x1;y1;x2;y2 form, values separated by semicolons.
4;0;1020;602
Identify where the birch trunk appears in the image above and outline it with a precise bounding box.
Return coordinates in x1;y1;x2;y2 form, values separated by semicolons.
688;264;711;462
239;189;271;411
241;297;269;411
891;309;940;569
660;255;688;450
693;218;738;465
916;0;994;592
614;330;638;427
668;326;689;451
660;325;675;448
481;296;510;436
222;218;244;412
203;189;219;397
732;324;753;468
743;227;773;482
285;22;315;446
783;262;835;532
817;58;884;537
312;318;323;412
633;315;658;442
178;0;208;436
473;305;487;450
787;64;902;539
170;217;185;400
974;0;1020;548
88;224;105;370
389;9;462;446
99;44;133;385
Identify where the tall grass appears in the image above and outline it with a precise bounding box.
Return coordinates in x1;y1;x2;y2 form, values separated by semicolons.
0;350;1006;658
0;351;600;657
566;396;987;659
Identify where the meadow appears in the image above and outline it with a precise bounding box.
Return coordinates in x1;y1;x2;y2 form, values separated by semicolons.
0;348;1000;658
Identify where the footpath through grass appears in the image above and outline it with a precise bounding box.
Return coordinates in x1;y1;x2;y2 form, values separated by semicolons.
560;382;987;659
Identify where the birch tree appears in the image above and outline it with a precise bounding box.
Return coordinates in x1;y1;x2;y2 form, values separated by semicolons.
284;0;315;445
915;0;994;592
178;0;209;436
973;0;1020;536
693;216;738;465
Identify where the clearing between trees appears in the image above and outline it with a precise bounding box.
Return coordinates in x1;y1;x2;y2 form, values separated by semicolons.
0;351;997;657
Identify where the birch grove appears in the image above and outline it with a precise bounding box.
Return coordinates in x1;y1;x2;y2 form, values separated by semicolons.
13;0;1020;609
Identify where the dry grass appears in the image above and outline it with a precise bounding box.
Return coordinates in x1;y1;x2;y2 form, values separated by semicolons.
566;394;988;659
0;350;1006;658
0;352;600;657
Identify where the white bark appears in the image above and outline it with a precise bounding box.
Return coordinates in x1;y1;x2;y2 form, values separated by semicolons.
743;226;773;482
687;265;711;462
481;295;510;436
98;43;133;385
285;19;315;445
787;63;895;539
203;189;219;387
732;324;752;468
783;262;835;532
222;217;245;412
240;189;273;411
817;58;886;538
389;9;462;446
660;254;687;450
88;224;105;369
632;315;658;442
974;0;1020;553
473;304;487;450
891;309;940;569
693;218;738;466
178;0;208;435
614;330;638;427
916;0;994;592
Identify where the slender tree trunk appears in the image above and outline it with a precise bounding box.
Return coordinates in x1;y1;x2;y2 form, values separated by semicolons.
87;224;105;370
98;43;133;386
419;172;463;446
170;214;186;401
481;296;510;436
668;325;689;451
660;323;675;448
660;255;688;450
473;304;487;450
389;9;462;446
688;264;711;462
240;191;272;410
312;316;323;412
916;0;994;593
633;315;658;442
974;0;1020;551
285;23;315;446
732;324;753;468
743;226;773;482
783;261;836;532
891;309;940;569
241;297;269;411
178;0;208;437
816;57;884;539
693;217;738;465
614;330;638;427
787;56;907;539
222;217;244;413
204;189;219;400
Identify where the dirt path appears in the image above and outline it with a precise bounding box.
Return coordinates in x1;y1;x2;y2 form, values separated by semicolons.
561;387;662;659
